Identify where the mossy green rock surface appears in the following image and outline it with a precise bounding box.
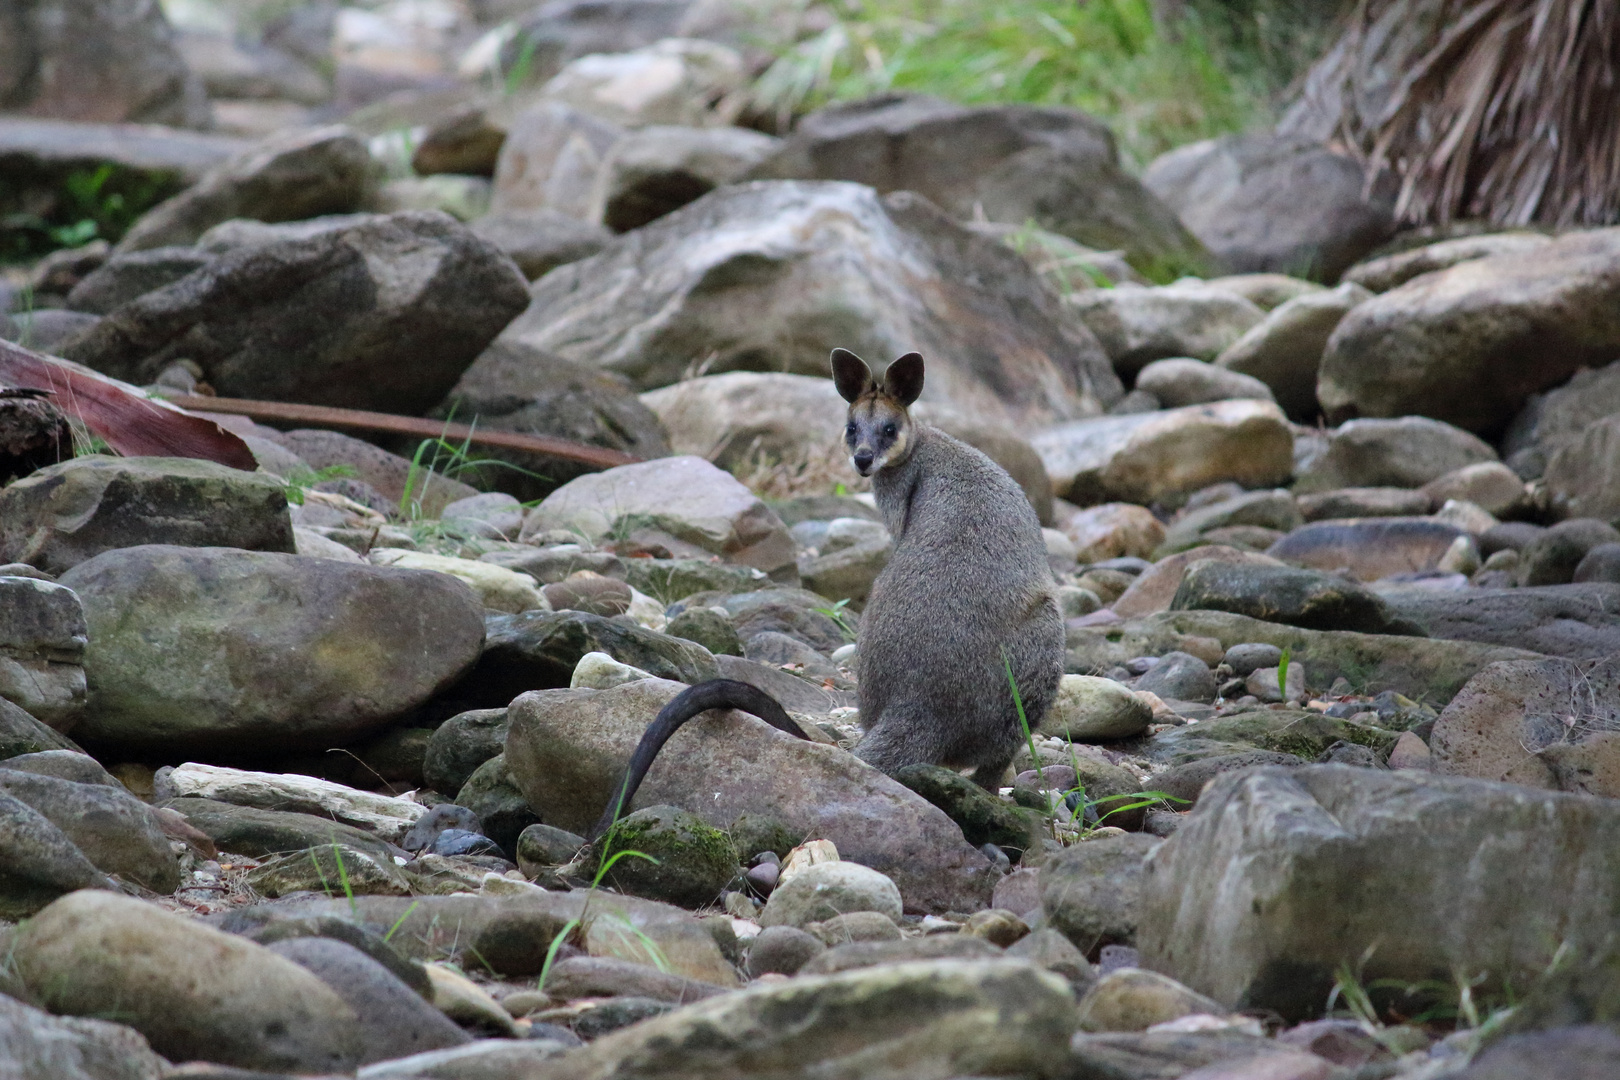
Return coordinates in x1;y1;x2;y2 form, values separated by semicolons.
589;804;739;909
1170;559;1425;636
622;558;768;603
894;764;1040;855
60;546;485;755
0;455;293;574
1069;609;1538;704
1142;709;1397;766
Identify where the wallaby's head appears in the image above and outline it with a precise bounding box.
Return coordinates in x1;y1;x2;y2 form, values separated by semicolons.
831;348;924;477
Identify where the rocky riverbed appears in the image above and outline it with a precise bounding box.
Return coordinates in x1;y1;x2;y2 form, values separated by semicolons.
4;1;1620;1078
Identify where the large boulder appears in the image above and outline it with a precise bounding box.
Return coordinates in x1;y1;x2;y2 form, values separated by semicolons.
1430;658;1620;793
1293;416;1497;493
1031;401;1293;506
115;127;371;252
0;0;207;127
1379;585;1620;660
12;891;363;1072
64;212;531;417
0;574;85;731
1343;232;1554;293
1318;228;1620;435
523;456;796;579
492;180;1122;428
589;124;781;231
1215;282;1371;420
0;456;293;575
525;959;1075;1080
0;991;168;1080
435;343;671;503
0;768;179;892
490;102;625;220
58;546;486;755
1142;134;1395;282
504;678;1000;912
1067;286;1264;380
1545;415;1620;522
1265;518;1466;581
1138;766;1620;1020
1170;559;1420;636
748;93;1208;276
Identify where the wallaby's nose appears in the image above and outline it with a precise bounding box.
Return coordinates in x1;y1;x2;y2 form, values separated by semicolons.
853;449;875;474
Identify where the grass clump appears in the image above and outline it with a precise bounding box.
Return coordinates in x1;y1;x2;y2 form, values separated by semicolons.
752;0;1290;168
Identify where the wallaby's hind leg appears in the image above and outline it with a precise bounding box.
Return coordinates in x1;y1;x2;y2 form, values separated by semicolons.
855;706;948;776
969;756;1015;791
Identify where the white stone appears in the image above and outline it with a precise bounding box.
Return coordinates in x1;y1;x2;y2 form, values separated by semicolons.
163;762;425;843
368;549;546;613
570;651;654;690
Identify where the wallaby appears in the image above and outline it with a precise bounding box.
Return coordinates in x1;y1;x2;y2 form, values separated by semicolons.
587;349;1062;840
832;348;1063;788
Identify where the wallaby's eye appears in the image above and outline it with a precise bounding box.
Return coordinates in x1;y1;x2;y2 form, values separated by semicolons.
883;423;898;438
845;423;856;437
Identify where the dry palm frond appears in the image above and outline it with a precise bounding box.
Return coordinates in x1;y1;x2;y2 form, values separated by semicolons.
1282;0;1620;228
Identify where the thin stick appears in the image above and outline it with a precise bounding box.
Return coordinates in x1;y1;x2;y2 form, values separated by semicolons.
166;395;642;471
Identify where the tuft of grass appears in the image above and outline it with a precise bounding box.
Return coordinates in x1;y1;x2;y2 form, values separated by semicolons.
535;813;664;991
1003;646;1047;806
1277;647;1292;700
750;0;1280;169
280;464;357;507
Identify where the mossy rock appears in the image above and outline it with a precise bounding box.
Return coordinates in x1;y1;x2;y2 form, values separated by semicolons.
664;606;744;657
589;804;740;909
1143;710;1398;767
622;559;769;603
894;765;1041;858
244;844;410;899
1067;609;1537;706
728;812;801;862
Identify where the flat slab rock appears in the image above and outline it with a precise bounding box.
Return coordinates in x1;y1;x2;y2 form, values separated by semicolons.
160;763;425;845
504;678;999;913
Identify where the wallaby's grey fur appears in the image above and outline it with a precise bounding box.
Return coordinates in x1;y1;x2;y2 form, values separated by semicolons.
833;348;1064;789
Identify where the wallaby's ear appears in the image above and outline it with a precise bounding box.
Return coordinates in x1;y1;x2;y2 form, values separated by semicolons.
883;352;925;407
831;348;874;403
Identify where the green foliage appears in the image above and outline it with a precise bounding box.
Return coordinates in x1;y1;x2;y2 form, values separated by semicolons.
752;0;1282;168
1277;646;1292;699
1003;646;1048;815
279;464;358;506
1;164;179;262
399;414;547;521
814;598;859;643
536;814;666;991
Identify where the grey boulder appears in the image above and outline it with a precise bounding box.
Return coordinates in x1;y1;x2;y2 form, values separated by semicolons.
493;179;1122;428
59;545;485;754
504;678;999;913
65;211;531;417
1138;765;1620;1020
0;574;86;730
0;455;293;575
526;959;1077;1080
1142;133;1395;282
748;93;1208;276
0;991;166;1080
13;890;363;1072
0;769;180;892
116;126;370;252
1318;227;1620;435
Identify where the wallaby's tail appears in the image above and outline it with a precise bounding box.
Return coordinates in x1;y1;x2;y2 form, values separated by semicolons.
587;679;805;842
